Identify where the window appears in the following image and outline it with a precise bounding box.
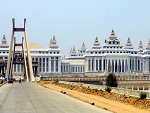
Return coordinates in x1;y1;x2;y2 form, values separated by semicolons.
66;65;68;72
39;58;41;72
51;60;54;72
88;60;90;71
56;59;58;72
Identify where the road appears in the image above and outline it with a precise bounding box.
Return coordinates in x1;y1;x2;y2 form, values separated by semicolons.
0;82;112;113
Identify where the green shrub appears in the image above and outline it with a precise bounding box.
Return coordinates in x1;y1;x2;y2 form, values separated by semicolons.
106;73;118;87
105;86;112;93
99;89;104;92
140;92;147;99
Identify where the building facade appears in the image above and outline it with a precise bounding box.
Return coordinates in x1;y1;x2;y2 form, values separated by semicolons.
0;30;150;76
0;35;62;76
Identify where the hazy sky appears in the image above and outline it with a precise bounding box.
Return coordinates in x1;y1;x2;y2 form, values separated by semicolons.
0;0;150;55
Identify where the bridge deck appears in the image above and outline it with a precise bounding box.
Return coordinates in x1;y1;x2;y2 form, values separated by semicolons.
0;82;111;113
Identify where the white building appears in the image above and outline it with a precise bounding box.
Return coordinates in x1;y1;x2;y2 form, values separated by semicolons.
0;35;62;76
1;30;150;76
64;29;150;76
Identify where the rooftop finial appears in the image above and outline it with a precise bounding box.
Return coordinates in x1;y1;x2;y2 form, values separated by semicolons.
53;35;55;40
126;37;132;46
111;29;115;35
2;34;7;44
93;36;100;46
138;40;144;51
146;38;150;49
49;35;58;48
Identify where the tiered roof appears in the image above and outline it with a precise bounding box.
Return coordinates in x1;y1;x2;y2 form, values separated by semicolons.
92;36;101;49
124;37;133;49
49;35;59;48
78;42;87;53
138;40;144;51
0;35;9;48
93;36;100;46
69;46;77;56
105;29;120;44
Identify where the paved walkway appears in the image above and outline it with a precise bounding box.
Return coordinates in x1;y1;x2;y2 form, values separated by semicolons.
0;82;112;113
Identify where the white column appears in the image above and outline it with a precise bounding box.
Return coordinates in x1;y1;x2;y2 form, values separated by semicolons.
117;60;119;72
121;60;122;72
111;59;113;72
114;60;115;72
98;58;99;71
128;59;130;72
124;60;125;73
16;64;18;73
140;59;141;72
94;57;96;72
90;58;92;71
19;64;21;72
136;58;138;71
105;59;107;71
102;57;103;72
134;57;136;71
44;58;47;72
41;58;43;72
107;59;109;72
49;57;51;72
54;57;56;72
58;57;61;73
111;59;112;72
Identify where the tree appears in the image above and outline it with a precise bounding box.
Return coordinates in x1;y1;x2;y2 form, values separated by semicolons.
106;73;118;87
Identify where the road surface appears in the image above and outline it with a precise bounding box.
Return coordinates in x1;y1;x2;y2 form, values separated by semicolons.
0;82;112;113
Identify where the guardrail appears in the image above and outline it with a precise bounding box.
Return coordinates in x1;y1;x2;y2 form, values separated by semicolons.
41;76;150;81
58;81;150;99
